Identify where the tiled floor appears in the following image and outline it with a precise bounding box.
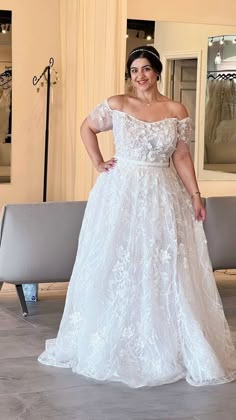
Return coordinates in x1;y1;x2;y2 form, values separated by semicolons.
1;273;236;420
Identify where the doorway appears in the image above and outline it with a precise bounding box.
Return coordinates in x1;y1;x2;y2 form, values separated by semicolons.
168;59;197;159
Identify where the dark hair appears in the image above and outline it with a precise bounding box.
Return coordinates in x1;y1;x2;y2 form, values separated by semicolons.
126;46;162;80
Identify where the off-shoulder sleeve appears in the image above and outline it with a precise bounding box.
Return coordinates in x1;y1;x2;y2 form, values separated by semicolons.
176;117;192;146
87;100;113;132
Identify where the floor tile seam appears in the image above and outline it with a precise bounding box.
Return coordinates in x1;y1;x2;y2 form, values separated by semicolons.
0;354;47;362
0;383;105;397
0;308;39;328
0;326;53;334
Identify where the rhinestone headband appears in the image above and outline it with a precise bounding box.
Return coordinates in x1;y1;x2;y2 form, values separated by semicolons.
128;49;160;60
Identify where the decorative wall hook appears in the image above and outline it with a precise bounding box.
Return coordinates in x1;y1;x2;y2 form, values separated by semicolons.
32;57;54;87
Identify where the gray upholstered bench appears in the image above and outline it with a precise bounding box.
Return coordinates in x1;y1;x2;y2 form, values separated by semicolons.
0;201;87;315
203;196;236;271
1;197;236;316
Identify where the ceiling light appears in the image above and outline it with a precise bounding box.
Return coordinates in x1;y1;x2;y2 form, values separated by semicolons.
126;34;129;38
146;35;152;41
208;38;213;46
232;38;236;44
219;36;224;45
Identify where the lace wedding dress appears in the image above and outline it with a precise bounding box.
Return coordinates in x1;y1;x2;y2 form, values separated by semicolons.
38;100;236;387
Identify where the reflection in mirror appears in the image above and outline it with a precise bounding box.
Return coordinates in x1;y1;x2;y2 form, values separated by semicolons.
204;35;236;174
0;10;11;183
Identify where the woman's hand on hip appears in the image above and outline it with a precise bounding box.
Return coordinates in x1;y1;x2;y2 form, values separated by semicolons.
96;157;117;173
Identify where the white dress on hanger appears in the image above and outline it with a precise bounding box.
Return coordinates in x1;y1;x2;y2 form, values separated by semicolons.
38;100;236;388
0;89;10;143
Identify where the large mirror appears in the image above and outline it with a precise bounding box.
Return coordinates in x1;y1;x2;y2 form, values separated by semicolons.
0;10;12;183
204;35;236;173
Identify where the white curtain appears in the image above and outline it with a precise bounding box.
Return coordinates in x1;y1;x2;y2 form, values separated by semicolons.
59;0;127;200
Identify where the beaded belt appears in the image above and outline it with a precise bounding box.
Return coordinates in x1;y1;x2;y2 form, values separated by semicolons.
115;157;170;167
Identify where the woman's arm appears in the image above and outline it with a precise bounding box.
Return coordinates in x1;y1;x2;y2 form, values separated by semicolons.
171;103;206;221
80;97;123;172
80;119;116;172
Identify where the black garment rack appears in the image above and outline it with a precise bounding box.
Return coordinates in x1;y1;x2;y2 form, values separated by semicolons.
32;58;54;202
207;70;236;80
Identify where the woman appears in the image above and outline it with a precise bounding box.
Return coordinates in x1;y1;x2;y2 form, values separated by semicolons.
38;46;236;387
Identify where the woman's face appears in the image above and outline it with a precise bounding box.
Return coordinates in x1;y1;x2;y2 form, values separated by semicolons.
130;57;158;91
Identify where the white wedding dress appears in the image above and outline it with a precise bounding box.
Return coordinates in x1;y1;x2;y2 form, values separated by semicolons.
38;100;236;387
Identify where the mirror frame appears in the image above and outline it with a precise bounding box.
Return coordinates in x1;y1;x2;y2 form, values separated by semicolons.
0;9;12;184
203;35;236;175
161;50;202;178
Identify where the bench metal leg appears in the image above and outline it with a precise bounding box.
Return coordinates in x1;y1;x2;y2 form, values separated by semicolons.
15;285;28;317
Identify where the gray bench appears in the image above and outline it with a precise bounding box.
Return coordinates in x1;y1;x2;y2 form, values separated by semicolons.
203;196;236;271
0;197;235;316
0;201;87;315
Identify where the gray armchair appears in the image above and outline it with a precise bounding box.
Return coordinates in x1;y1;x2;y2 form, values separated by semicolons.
0;201;87;315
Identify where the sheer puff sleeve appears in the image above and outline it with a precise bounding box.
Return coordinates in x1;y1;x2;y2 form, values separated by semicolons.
176;117;192;149
87;100;113;132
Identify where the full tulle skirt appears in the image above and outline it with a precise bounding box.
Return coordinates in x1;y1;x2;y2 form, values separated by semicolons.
38;162;236;387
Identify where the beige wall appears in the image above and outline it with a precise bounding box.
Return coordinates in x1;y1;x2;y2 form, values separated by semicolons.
127;0;236;26
0;0;62;209
127;1;236;197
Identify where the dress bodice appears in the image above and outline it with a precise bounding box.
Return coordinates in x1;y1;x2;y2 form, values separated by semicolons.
88;100;191;164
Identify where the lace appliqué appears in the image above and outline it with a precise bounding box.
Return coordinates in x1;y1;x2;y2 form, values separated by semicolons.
87;101;113;131
177;117;192;145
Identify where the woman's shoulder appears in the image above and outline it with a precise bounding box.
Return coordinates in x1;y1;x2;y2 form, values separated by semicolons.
166;99;189;120
106;94;132;111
